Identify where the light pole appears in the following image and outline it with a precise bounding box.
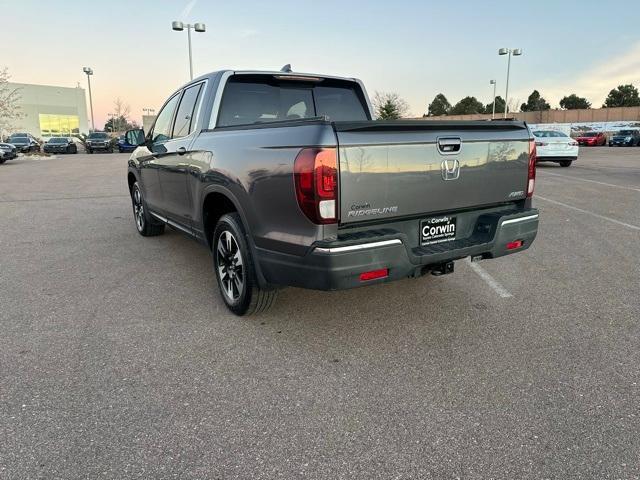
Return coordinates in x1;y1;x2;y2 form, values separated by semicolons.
83;67;95;131
489;79;497;119
143;108;155;116
498;48;522;118
172;21;206;80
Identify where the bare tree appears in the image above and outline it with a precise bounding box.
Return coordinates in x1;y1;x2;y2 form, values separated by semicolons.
0;67;23;138
371;91;410;119
109;97;132;133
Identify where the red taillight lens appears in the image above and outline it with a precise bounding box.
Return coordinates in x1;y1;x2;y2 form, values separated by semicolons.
506;240;523;250
294;148;338;224
527;139;536;198
359;268;388;281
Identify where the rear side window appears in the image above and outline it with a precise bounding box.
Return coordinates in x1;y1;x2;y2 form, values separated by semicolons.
173;83;204;138
216;76;370;127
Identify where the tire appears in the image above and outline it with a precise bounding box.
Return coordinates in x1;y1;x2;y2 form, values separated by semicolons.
212;213;277;316
0;158;6;165
559;160;572;167
131;182;165;237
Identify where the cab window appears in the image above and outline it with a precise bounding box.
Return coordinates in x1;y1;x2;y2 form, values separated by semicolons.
150;93;180;144
172;83;204;138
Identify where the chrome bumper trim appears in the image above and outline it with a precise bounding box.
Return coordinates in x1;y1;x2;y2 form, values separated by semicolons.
314;239;402;254
501;214;539;226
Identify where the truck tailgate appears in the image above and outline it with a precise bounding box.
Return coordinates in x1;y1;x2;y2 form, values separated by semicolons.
334;120;531;224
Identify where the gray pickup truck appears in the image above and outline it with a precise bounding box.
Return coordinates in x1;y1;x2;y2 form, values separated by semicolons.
125;69;539;316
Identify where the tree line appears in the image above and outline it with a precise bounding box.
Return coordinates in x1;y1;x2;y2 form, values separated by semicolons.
423;84;640;117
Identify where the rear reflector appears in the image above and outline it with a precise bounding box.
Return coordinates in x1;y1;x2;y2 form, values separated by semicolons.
506;240;523;250
359;268;388;281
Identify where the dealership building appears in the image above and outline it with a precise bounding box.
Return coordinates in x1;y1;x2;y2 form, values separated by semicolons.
7;82;89;139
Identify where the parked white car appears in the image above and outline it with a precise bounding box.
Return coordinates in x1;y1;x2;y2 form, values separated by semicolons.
532;130;578;167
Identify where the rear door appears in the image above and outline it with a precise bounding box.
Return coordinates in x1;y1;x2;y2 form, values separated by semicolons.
335;121;531;224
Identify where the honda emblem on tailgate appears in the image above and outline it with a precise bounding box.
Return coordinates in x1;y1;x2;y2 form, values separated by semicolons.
440;158;460;181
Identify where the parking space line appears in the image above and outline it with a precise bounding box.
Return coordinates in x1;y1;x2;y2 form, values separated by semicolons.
466;258;513;298
538;170;640;192
536;195;640;231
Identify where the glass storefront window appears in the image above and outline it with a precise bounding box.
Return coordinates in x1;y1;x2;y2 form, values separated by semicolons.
39;114;80;137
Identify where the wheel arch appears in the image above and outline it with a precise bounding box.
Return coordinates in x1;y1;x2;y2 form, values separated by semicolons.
201;186;270;289
127;170;138;194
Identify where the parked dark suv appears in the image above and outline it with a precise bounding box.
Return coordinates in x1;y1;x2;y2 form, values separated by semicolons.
85;132;113;153
609;129;640;147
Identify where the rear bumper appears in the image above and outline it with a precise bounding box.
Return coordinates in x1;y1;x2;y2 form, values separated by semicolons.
257;207;539;290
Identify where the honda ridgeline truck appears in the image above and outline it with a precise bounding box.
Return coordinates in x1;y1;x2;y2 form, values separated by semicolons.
125;69;539;316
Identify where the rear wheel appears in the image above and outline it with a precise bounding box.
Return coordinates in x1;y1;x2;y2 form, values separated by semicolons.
559;160;572;167
131;182;165;236
213;213;277;316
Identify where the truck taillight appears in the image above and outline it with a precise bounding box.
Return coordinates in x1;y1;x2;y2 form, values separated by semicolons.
527;139;536;198
294;148;338;224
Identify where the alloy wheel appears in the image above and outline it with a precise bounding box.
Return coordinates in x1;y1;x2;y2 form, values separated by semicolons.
132;186;145;232
216;230;244;301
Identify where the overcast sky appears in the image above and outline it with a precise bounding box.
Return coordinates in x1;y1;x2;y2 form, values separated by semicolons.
3;0;640;128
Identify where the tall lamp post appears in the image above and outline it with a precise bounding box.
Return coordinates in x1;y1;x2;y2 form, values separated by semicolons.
171;21;206;80
83;67;95;131
489;79;497;119
498;48;522;118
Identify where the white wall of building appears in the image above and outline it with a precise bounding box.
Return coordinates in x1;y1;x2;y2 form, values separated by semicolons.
7;82;89;138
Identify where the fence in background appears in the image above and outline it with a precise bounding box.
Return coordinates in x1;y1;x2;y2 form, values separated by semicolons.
420;106;640;123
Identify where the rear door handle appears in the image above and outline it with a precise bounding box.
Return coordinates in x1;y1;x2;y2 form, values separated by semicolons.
177;146;187;155
437;137;462;154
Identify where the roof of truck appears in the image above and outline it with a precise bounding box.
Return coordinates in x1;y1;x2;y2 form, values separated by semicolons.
192;69;361;84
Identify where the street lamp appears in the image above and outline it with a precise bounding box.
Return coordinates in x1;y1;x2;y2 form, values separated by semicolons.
498;48;522;118
489;79;497;119
142;108;155;116
83;67;95;131
172;21;206;80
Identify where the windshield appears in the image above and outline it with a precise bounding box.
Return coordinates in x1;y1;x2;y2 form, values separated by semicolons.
581;132;598;137
48;137;68;144
618;130;635;135
11;136;28;142
88;133;109;139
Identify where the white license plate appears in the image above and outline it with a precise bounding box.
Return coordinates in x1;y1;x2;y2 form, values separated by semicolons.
421;216;457;245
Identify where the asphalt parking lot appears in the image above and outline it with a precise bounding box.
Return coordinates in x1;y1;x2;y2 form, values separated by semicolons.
1;147;639;479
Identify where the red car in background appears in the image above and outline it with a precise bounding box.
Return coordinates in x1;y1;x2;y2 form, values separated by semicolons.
576;131;607;146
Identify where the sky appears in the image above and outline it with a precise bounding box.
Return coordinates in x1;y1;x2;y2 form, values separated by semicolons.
2;0;640;129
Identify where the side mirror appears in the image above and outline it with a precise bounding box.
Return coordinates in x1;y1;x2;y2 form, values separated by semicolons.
125;128;146;146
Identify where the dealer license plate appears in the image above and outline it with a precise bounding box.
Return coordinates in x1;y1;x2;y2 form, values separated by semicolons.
420;216;457;245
